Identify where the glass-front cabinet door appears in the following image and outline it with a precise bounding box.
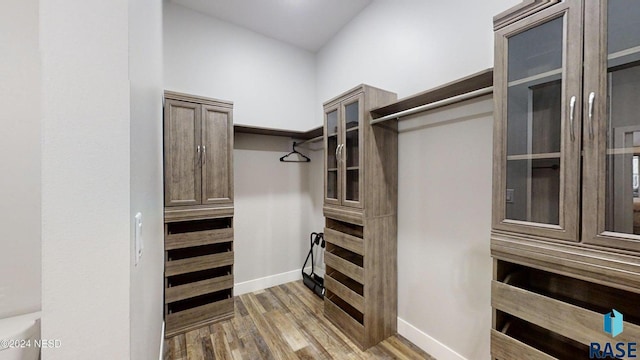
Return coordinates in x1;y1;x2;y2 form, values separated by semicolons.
325;104;340;206
583;0;640;251
324;93;364;209
493;0;582;241
341;93;364;208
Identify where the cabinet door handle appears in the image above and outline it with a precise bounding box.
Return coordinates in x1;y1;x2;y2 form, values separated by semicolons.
202;145;206;165
335;144;340;163
343;144;347;163
588;91;596;140
569;96;576;142
196;145;201;167
340;144;345;162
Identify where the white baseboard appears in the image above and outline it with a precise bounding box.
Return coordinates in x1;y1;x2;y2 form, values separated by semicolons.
234;268;309;296
398;317;467;360
159;321;165;360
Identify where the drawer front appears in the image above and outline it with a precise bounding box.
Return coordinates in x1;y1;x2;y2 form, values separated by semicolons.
325;275;364;313
492;280;640;346
491;329;556;360
166;228;233;250
324;252;363;284
166;297;233;334
165;251;234;277
324;228;363;256
325;297;365;348
165;274;233;304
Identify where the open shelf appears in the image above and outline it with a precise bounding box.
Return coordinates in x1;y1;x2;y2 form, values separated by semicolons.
167;217;232;234
167;289;232;314
507;68;562;88
370;68;493;121
495;311;589;360
167;266;233;288
326;266;364;296
166;242;232;261
327;243;363;268
326;290;364;325
507;152;561;161
497;261;640;325
326;218;363;239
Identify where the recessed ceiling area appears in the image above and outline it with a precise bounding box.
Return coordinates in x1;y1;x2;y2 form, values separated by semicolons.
170;0;373;52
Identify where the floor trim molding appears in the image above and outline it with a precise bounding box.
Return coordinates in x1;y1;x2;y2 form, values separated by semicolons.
234;268;309;296
397;317;467;360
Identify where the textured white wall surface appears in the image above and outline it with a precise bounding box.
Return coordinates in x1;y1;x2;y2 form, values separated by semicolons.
397;97;495;359
233;134;323;291
129;0;165;359
40;1;131;359
316;0;519;116
164;2;317;131
0;0;42;320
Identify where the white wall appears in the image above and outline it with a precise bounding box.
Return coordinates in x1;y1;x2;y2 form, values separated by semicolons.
129;0;165;359
316;0;519;111
0;0;41;320
233;134;323;294
397;97;494;360
164;2;317;131
40;1;131;359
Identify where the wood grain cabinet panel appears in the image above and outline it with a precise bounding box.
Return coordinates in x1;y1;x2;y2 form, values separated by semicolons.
201;104;233;205
491;1;640;357
164;91;233;217
163;91;235;337
164;99;201;207
322;85;398;350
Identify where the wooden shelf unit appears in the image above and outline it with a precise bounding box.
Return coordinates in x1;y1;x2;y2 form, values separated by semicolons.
163;91;235;337
164;216;235;337
493;259;640;359
491;0;640;356
322;84;398;350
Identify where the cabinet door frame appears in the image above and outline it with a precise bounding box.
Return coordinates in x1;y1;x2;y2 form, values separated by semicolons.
340;93;365;209
582;0;640;252
164;99;202;207
324;103;341;206
492;0;583;242
200;104;234;206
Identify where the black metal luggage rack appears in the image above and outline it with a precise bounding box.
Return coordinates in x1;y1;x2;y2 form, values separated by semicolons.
302;232;325;298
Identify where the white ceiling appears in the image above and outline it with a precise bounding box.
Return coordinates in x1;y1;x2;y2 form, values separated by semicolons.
171;0;373;52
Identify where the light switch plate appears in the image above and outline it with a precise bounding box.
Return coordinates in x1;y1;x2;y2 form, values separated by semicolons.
135;212;143;265
506;189;515;203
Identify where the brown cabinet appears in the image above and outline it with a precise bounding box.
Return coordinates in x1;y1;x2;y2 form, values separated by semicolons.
164;92;233;212
322;85;398;350
491;1;640;357
163;91;235;337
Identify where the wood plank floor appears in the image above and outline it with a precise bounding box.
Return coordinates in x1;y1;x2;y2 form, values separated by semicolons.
164;281;435;360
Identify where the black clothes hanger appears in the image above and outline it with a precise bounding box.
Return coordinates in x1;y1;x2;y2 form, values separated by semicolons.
280;142;311;162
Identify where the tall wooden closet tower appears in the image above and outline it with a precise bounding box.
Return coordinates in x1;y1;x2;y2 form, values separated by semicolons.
162;91;235;337
491;1;640;357
322;84;398;350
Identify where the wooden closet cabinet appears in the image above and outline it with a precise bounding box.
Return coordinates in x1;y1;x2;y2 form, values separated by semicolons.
164;91;233;217
163;91;235;337
491;1;640;358
322;85;398;350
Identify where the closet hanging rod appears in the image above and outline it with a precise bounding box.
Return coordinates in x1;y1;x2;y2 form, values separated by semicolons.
370;86;493;125
297;135;323;145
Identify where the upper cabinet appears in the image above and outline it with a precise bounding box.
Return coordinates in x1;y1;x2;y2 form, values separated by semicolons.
493;0;640;252
582;1;640;251
164;92;233;211
493;0;583;242
324;92;365;209
323;86;396;214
